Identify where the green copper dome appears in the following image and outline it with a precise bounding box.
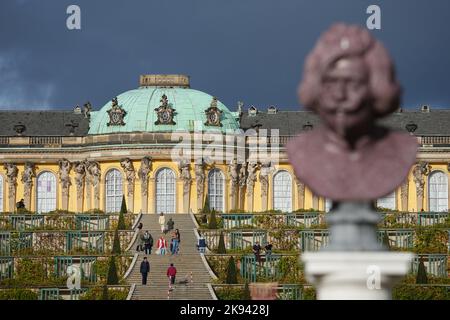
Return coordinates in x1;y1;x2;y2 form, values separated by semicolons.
88;75;240;135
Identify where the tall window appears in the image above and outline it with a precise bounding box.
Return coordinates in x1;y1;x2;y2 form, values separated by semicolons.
0;175;3;212
156;168;176;214
377;191;396;210
429;171;448;212
105;169;123;213
36;172;57;213
273;171;292;212
208;169;225;212
325;199;332;212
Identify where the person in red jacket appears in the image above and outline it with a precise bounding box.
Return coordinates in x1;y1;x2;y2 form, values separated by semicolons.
167;263;177;289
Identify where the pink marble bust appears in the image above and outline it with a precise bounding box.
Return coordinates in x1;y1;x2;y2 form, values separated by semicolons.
286;24;417;201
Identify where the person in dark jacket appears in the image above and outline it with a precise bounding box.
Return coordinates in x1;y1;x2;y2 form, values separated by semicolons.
166;218;175;234
140;257;150;285
143;231;153;255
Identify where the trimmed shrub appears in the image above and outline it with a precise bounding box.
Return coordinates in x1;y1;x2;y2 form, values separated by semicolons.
102;285;109;300
242;282;251;300
209;209;218;229
120;195;128;214
107;256;119;285
416;259;428;284
112;229;121;255
217;232;226;254
226;256;238;284
0;289;38;300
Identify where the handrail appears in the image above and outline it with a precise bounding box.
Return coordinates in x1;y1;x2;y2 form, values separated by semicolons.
207;283;218;300
126;283;136;300
123;253;139;280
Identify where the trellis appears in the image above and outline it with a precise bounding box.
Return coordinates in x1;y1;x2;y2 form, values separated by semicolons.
75;215;110;231
240;254;281;282
0;232;10;255
39;288;60;300
299;230;329;251
411;254;448;277
230;230;267;249
377;229;414;249
221;214;254;229
0;257;14;281
418;212;449;226
54;256;97;283
66;231;105;254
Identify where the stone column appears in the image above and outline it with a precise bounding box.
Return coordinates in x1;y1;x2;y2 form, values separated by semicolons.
295;179;305;210
138;157;152;214
149;177;156;214
179;160;192;213
120;158;136;213
3;163;18;212
401;180;409;212
73;161;86;213
58;159;72;212
195;162;205;212
238;163;247;211
21;162;35;210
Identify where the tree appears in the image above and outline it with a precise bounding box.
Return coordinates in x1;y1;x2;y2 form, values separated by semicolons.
242;282;251;300
107;256;119;285
226;256;238;284
200;195;211;224
416;258;428;284
217;231;226;254
112;228;121;254
120;195;127;214
208;209;218;229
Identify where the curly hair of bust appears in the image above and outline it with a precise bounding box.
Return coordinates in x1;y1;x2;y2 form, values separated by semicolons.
299;23;401;117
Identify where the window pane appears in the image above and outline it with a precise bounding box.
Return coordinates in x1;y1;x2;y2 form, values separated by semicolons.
36;172;57;213
429;171;448;212
377;191;396;210
106;169;123;213
156;168;176;214
208;169;224;212
273;171;292;212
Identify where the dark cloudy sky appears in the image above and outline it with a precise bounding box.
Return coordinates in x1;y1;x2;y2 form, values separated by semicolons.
1;0;449;111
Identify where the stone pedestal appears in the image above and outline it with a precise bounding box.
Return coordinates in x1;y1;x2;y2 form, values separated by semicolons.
303;252;414;300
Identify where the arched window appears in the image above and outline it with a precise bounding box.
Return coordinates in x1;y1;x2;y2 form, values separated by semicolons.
156;168;176;214
273;171;292;212
36;172;57;213
429;171;448;212
0;175;3;212
105;169;123;213
208;169;225;212
377;191;396;210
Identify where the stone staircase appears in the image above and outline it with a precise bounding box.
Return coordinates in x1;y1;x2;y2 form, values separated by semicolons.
125;214;214;300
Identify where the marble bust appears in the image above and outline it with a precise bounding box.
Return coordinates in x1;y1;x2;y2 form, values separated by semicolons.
286;24;417;201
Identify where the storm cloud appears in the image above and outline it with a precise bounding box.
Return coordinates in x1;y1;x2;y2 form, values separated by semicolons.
0;0;449;111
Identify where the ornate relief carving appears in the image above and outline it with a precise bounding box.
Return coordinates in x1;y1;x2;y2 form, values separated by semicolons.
120;158;136;197
246;162;258;196
21;162;35;199
238;163;247;190
204;97;223;127
228;160;239;196
107;97;127;126
73;161;86;200
259;160;273;198
413;162;430;198
154;94;176;125
295;178;305;196
3;163;18;200
138;157;152;197
401;181;409;201
195;160;205;198
86;161;101;201
179;160;192;196
58;159;72;197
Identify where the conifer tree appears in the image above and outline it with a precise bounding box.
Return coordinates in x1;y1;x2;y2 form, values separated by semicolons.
106;255;119;285
217;231;226;254
112;228;121;254
226;256;238;284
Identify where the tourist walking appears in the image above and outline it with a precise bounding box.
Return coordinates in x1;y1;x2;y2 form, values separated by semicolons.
158;213;166;233
264;242;273;257
156;235;167;255
143;231;153;255
140;257;150;285
167;263;177;289
136;222;144;252
171;231;179;255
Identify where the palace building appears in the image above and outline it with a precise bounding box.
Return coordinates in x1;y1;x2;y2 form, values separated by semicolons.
0;74;449;214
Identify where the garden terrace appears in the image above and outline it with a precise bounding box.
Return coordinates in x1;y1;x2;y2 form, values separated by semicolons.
0;255;134;287
0;230;135;255
194;211;450;230
212;283;310;300
0;213;137;231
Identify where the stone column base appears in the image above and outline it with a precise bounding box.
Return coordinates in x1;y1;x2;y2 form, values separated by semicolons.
302;251;414;300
